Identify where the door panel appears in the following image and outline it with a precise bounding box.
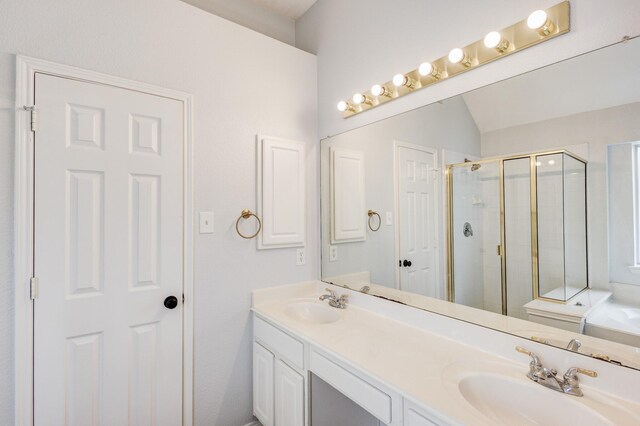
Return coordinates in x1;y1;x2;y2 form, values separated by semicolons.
254;342;275;426
275;359;304;426
34;73;183;425
398;146;437;297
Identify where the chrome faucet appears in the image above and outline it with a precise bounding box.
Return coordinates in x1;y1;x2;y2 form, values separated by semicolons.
566;338;582;352
359;286;370;294
516;346;597;397
319;288;349;309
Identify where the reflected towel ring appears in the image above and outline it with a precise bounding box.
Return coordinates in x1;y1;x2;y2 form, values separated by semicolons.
236;209;262;239
367;210;381;232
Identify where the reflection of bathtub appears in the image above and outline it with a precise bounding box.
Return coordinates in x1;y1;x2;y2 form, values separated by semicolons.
585;301;640;348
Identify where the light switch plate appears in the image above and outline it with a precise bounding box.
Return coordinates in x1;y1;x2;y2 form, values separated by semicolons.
199;211;214;234
386;212;393;226
329;245;338;261
296;248;306;266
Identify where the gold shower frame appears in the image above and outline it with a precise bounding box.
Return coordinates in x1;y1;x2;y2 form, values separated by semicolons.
446;149;589;315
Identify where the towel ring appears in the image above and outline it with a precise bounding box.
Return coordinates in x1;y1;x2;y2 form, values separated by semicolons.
367;210;381;232
236;209;262;239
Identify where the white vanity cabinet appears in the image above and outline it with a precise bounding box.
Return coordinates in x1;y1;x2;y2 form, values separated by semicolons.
253;316;307;426
253;314;446;426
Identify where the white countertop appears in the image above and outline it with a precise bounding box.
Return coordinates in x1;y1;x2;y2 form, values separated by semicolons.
252;281;640;425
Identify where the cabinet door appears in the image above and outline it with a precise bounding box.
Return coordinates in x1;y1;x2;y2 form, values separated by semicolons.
257;135;306;249
275;359;304;426
254;342;275;426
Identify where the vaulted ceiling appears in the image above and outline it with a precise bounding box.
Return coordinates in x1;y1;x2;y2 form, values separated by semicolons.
181;0;317;45
462;39;640;134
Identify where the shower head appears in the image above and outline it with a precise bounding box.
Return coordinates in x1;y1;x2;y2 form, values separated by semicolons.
470;164;481;171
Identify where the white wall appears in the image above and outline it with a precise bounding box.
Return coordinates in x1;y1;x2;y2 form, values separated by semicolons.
296;0;640;139
0;0;317;424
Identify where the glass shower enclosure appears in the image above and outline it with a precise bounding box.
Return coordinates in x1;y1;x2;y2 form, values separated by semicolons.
447;150;588;319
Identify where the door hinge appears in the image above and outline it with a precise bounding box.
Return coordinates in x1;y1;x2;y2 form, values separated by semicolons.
30;276;39;300
23;105;38;132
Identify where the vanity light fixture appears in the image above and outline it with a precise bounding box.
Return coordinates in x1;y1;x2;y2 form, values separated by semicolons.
352;93;373;105
418;62;442;80
527;10;556;36
337;1;570;118
484;31;510;53
448;48;473;67
337;100;355;112
393;73;418;89
371;84;392;98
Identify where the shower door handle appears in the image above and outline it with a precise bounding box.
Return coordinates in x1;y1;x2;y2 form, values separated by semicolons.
402;259;412;267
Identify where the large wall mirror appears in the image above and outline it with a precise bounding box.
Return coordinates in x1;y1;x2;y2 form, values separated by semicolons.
321;37;640;370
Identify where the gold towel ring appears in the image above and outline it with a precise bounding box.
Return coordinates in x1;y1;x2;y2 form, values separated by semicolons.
236;209;262;239
367;210;381;232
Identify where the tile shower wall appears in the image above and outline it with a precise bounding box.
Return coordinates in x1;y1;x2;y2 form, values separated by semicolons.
504;159;533;320
451;166;486;310
479;168;502;314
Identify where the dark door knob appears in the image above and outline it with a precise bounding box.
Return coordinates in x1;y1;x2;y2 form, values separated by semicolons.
164;296;179;309
402;259;412;267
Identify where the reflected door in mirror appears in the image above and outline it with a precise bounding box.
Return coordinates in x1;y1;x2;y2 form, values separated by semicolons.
397;145;438;297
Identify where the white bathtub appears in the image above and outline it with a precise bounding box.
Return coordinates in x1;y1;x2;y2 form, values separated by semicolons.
585;300;640;348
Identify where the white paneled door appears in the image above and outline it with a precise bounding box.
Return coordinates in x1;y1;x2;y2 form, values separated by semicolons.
397;145;438;297
33;73;184;425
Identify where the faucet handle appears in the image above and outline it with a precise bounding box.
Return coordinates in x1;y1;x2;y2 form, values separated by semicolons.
516;346;542;366
324;288;337;297
564;367;598;379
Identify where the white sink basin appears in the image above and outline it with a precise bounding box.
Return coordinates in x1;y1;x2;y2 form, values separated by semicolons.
459;373;609;425
443;362;640;425
284;301;342;324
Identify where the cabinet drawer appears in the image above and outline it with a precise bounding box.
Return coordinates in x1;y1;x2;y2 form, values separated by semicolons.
254;316;304;370
310;350;393;424
404;400;441;426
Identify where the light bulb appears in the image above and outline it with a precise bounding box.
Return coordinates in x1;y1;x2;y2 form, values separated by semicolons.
371;84;390;98
448;48;472;67
418;62;433;76
527;10;548;29
418;62;442;79
337;101;351;112
352;93;371;105
393;73;417;89
484;31;510;52
548;160;555;165
393;74;407;87
527;10;555;35
448;48;463;63
536;161;542;167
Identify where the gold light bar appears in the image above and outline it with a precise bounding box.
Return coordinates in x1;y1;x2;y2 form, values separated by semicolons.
340;1;570;118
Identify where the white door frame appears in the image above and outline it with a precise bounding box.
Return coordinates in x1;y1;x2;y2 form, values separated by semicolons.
14;55;195;426
393;141;440;294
